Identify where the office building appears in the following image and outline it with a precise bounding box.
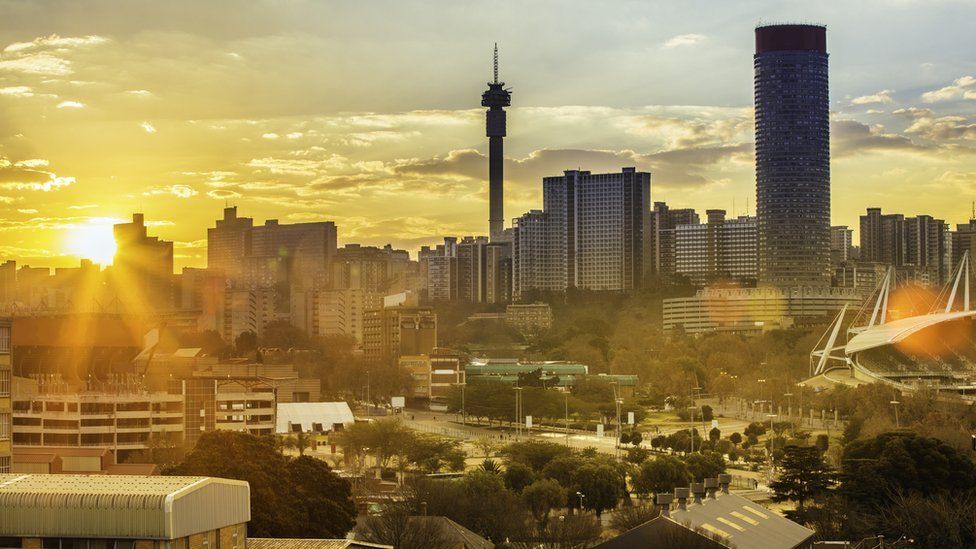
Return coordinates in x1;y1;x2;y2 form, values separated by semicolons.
399;349;464;410
0;474;249;547
514;168;651;296
363;305;437;365
112;213;174;311
482;43;512;242
754;25;831;287
0;318;10;473
674;210;757;286
650;202;700;281
456;236;488;302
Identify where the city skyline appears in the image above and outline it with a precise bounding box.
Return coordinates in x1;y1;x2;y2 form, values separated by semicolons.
1;1;975;270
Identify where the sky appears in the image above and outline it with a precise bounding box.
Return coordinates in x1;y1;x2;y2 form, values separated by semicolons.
0;0;975;270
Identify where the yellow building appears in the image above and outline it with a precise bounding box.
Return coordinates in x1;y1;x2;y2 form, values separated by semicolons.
0;318;10;473
0;474;250;547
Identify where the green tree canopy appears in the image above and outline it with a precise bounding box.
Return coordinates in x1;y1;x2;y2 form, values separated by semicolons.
770;445;836;521
632;455;691;498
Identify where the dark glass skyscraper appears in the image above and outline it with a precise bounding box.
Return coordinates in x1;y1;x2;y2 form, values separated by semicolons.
754;24;831;287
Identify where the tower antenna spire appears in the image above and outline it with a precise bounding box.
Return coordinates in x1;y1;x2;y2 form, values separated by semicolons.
493;42;499;84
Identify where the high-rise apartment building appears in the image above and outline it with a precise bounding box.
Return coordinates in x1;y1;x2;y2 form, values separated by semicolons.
207;206;253;281
951;218;976;269
514;168;651;296
859;208;948;284
754;25;831;287
650;202;700;281
291;288;382;344
485;242;513;303
830;226;854;264
674;211;758;286
0;318;10;473
112;213;174;311
332;243;415;294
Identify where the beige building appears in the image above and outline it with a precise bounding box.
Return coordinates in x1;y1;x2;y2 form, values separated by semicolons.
0;318;10;473
363;306;437;365
0;474;249;547
505;303;553;335
399;350;464;410
292;288;382;345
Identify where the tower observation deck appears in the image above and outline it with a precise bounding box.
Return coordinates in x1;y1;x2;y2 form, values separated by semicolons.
482;43;512;242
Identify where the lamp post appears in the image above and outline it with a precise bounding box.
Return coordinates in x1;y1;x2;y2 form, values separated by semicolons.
615;398;623;458
767;413;777;474
890;399;901;428
564;389;570;447
514;385;523;438
784;392;794;435
576;491;586;513
366;369;371;417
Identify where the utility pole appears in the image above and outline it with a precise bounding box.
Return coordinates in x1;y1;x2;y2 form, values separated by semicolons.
564;389;570;447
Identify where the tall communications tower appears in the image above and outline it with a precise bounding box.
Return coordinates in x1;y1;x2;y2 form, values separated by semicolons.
482;43;512;242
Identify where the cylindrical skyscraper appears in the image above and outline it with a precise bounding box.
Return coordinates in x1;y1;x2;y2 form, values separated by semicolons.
482;44;511;242
754;24;831;287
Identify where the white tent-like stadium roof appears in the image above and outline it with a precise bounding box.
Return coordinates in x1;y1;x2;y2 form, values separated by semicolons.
846;311;976;355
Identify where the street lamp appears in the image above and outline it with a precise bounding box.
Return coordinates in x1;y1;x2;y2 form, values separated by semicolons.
514;385;523;438
576;491;586;512
563;388;571;447
890;400;901;428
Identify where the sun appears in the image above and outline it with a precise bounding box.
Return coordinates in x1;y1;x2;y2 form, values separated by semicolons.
64;222;117;266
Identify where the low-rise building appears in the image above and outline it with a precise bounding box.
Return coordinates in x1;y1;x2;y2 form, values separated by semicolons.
0;474;249;546
505;303;553;335
663;286;861;335
399;350;465;410
363;306;437;365
0;318;10;473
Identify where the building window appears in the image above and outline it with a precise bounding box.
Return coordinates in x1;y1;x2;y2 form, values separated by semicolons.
0;326;9;354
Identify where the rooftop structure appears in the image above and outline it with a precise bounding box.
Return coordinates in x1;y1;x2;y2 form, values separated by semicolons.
0;474;249;541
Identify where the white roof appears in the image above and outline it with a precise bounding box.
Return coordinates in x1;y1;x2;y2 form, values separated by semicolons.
846;311;976;355
276;402;354;433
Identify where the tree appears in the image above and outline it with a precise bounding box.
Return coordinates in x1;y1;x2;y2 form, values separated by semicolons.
165;431;355;537
625;446;651;465
729;432;743;446
234;330;258;355
355;501;453;549
522;479;566;530
683;451;726;482
504;462;537;493
814;434;829;453
260;320;309;349
281;430;315;456
575;462;624;517
287;455;358;537
632;456;691;498
480;458;502;474
770;445;836;521
501;440;573;472
405;435;466;473
708;427;721;444
839;432;976;510
700;404;714;422
629;431;643;446
609;504;660;534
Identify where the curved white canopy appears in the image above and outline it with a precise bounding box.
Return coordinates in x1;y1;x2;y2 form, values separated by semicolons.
846;311;976;355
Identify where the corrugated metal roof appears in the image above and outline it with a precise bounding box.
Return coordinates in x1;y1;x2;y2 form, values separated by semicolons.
0;474;250;540
669;492;814;549
248;540;392;549
276;402;354;434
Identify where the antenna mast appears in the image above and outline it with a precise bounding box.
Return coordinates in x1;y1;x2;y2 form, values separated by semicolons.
493;43;499;84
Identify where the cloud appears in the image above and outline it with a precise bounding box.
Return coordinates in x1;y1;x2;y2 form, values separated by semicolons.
0;54;72;76
262;132;280;140
3;34;109;54
143;184;198;198
663;34;706;49
921;75;976;103
894;107;976;140
56;100;85;109
67;204;98;210
0;175;74;192
14;159;49;168
207;189;242;199
0;86;34;97
17;208;38;214
140;121;157;133
851;90;894;105
125;89;153;97
831;119;924;157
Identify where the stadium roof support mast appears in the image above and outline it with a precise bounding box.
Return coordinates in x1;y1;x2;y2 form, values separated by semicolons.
944;250;971;313
867;267;895;328
810;303;849;377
